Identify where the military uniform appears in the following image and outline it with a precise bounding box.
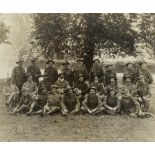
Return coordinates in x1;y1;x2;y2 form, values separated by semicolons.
120;96;139;116
104;70;117;85
135;80;151;112
103;96;120;115
121;83;135;96
62;66;73;87
74;81;88;97
139;68;153;84
81;93;104;115
11;66;26;90
26;65;42;85
89;63;104;82
22;80;38;97
44;66;58;85
73;66;88;85
61;93;80;114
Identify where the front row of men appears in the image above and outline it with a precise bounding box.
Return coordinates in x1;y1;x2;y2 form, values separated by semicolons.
3;70;152;118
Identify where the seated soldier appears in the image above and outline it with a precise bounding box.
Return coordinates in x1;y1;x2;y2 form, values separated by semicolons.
139;61;153;85
3;78;20;107
102;88;120;115
38;74;50;93
120;89;140;118
122;75;135;96
55;71;70;95
43;85;62;115
89;75;105;100
74;74;89;98
73;87;83;104
26;86;48;116
12;89;33;114
22;73;38;99
81;86;104;115
104;64;117;86
134;75;151;112
105;76;119;96
61;86;80;116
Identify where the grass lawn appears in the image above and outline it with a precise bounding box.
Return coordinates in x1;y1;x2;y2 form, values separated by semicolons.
0;74;155;141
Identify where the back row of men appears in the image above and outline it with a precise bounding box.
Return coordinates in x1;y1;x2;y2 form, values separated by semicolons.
3;57;153;118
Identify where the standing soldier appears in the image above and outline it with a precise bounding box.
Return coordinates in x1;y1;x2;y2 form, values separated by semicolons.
123;62;140;84
139;61;153;84
89;58;104;83
61;61;73;87
73;58;88;86
26;58;42;86
44;59;58;85
104;64;117;86
11;58;26;91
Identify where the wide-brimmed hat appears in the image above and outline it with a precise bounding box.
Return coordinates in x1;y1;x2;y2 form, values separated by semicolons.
88;86;96;92
16;58;23;63
62;61;70;65
46;59;55;64
76;58;83;62
93;58;100;63
50;84;58;90
138;75;147;81
107;88;117;95
64;86;73;93
105;64;113;68
31;58;37;62
139;61;147;66
123;75;132;81
78;74;84;79
126;62;134;67
109;76;117;81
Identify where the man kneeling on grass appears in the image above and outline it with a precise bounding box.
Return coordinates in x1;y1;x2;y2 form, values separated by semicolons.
61;86;80;116
12;89;33;114
102;88;120;115
120;89;140;118
81;86;104;115
43;85;62;116
26;86;48;116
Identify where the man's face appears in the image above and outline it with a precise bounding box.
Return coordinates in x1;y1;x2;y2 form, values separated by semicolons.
68;89;73;94
49;62;53;66
51;88;57;94
89;89;96;95
125;78;131;83
107;65;112;70
110;90;115;97
32;61;37;66
79;76;84;82
18;62;23;67
140;77;145;83
42;89;47;94
78;62;83;67
94;76;99;82
59;75;64;82
110;78;115;84
128;63;133;69
28;75;32;81
141;63;146;69
94;60;99;64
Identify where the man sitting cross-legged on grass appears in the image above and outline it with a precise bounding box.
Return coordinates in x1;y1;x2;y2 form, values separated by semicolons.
81;86;104;115
43;85;62;116
12;89;33;114
61;86;80;116
26;86;48;116
3;78;20;108
134;75;151;113
120;89;140;118
102;88;121;115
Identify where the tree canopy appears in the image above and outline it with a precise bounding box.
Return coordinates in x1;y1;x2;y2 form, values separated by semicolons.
0;21;9;44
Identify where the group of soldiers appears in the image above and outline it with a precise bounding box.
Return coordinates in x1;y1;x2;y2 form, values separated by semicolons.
3;56;153;118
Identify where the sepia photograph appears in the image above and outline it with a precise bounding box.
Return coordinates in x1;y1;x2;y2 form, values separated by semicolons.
0;13;155;142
